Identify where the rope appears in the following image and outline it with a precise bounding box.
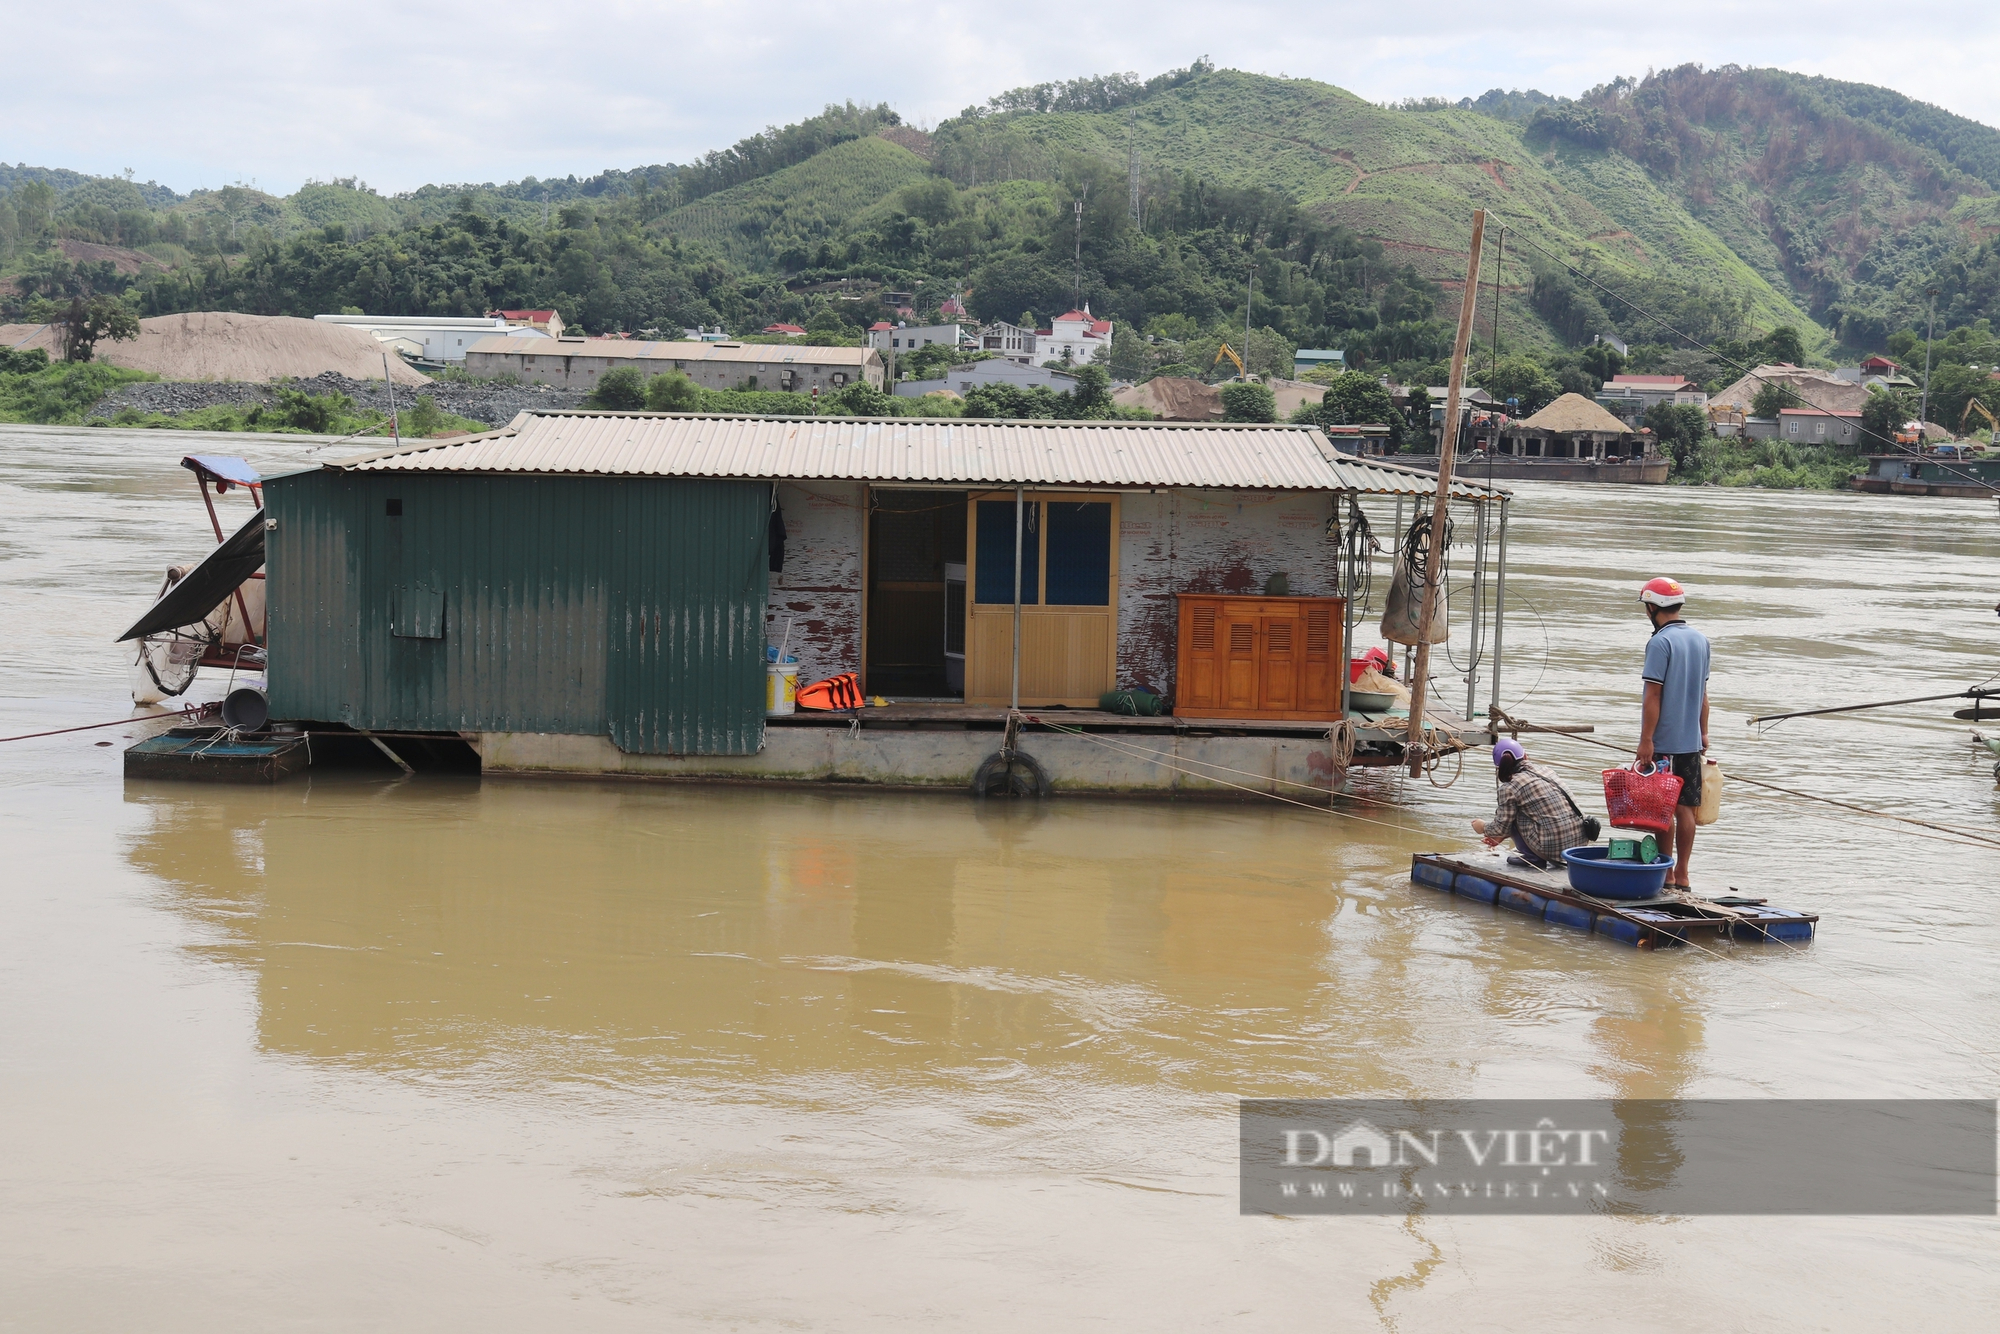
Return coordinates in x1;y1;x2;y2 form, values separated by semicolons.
1021;711;1465;816
1499;710;2000;851
1020;714;1433;836
1;703;213;744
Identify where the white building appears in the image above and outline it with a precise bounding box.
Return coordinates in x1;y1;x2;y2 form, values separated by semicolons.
312;314;542;365
1033;307;1112;367
976;320;1037;364
867;322;965;354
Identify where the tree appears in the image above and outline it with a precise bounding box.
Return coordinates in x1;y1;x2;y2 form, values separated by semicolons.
1067;364;1113;418
962;383;1062;419
403;395;448;437
56;295;139;363
828;380;893;417
1750;381;1803;418
1861;386;1914;447
1755;325;1805;366
1579;341;1625;382
902;342;983;382
1473;355;1563;415
644;369;701;412
585;366;648;410
1643;401;1710;470
1293;370;1399;441
1104;325;1152;382
1219;381;1276;423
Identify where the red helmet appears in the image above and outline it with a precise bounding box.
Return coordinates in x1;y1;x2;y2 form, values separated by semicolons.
1639;577;1685;608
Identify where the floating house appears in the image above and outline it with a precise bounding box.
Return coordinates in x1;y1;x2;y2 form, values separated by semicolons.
258;413;1510;797
1486;393;1668;483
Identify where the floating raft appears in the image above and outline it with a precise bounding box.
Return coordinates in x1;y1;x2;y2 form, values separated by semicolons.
124;725;310;783
1410;852;1817;948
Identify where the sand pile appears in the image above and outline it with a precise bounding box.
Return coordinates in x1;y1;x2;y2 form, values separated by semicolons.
2;312;432;385
1114;376;1222;421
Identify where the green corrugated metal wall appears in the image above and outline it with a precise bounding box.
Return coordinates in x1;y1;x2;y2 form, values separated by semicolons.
264;470;768;755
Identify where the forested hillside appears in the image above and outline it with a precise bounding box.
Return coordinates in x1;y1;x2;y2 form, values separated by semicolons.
5;63;1998;398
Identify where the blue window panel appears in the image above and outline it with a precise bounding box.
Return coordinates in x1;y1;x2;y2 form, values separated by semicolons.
1043;502;1111;606
975;499;1038;605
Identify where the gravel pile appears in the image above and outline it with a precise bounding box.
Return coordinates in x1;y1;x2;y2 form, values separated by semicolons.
88;372;590;429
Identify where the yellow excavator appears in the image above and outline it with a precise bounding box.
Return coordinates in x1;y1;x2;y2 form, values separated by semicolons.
1210;342;1249;382
1960;397;1997;445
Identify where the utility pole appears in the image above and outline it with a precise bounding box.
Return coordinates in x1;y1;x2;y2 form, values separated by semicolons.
1073;194;1085;313
1405;210;1486;777
1920;286;1939;433
1128;111;1141;226
1244;264;1255;378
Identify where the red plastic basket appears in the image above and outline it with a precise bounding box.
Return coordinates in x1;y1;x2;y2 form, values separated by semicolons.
1602;763;1683;835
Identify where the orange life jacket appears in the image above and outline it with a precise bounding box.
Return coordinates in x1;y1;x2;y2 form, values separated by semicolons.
796;672;864;711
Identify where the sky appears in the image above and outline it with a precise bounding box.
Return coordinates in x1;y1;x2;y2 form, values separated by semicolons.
9;1;2000;198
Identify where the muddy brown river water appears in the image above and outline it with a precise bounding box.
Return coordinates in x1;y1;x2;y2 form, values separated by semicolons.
3;424;1998;1329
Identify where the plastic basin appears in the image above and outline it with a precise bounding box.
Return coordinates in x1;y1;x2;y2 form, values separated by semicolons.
1562;846;1673;900
1348;690;1396;713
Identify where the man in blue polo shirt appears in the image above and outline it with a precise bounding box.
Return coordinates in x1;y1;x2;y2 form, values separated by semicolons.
1634;577;1710;889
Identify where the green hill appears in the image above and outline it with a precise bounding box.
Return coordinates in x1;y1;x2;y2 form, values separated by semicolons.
5;64;1997;373
940;70;1824;351
655;134;931;268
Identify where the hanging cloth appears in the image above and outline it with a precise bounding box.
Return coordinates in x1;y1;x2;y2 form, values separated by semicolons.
768;505;788;574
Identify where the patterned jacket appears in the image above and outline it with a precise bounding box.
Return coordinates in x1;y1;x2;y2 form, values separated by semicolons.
1490;763;1588;861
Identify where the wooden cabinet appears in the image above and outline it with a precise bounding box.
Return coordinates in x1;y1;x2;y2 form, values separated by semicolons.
1173;593;1345;721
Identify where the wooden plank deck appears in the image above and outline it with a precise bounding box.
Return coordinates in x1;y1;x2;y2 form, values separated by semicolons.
767;700;1496;745
1411;852;1818;948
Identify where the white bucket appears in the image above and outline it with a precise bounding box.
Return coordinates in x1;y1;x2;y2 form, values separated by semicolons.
766;661;799;716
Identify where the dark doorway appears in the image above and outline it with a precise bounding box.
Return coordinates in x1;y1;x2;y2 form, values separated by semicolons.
866;490;968;697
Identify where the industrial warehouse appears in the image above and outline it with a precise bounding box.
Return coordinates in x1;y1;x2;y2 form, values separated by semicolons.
462;336;884;394
240;412;1513;796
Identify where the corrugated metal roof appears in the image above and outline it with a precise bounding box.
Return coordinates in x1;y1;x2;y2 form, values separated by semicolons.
463;335;876;366
329;412;1508;498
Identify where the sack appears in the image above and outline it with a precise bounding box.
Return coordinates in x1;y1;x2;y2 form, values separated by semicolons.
1602;763;1683;835
1378;520;1448;646
1098;689;1163;716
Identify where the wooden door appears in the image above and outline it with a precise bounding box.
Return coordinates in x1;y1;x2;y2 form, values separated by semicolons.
1174;594;1345;721
965;492;1119;706
1258;612;1301;712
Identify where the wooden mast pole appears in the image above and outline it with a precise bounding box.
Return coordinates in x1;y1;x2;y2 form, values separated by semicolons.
1406;209;1487;776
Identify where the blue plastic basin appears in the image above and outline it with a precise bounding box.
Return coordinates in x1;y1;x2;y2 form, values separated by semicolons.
1562;846;1673;900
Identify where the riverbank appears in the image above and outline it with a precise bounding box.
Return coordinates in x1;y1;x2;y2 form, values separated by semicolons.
86;370;586;429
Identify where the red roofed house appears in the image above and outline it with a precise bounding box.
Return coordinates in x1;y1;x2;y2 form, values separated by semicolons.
763;323;807;337
940;294;970;320
1034;304;1114;368
490;308;566;338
